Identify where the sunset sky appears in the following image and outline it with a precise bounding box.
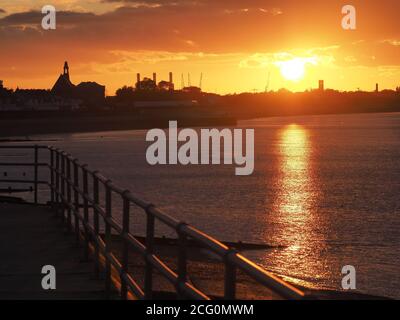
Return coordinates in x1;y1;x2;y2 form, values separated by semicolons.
0;0;399;94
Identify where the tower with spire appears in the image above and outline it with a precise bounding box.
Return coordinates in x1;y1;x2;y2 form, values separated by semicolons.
51;60;106;107
63;61;69;79
51;61;75;97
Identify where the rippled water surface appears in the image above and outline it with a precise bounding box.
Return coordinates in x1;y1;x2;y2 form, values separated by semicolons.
6;112;400;298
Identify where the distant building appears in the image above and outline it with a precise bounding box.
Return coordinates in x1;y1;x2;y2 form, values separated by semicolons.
0;80;11;97
136;75;157;91
51;61;105;108
136;72;174;91
76;82;106;107
167;72;174;91
13;89;80;111
319;80;324;92
158;80;174;91
0;72;84;112
0;81;17;111
52;61;76;98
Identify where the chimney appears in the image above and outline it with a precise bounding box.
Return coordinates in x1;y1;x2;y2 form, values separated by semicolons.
319;80;324;91
153;73;157;84
375;83;379;93
136;73;141;90
169;72;173;84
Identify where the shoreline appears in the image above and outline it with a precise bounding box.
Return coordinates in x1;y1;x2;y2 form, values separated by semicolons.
0;108;236;138
0;110;399;140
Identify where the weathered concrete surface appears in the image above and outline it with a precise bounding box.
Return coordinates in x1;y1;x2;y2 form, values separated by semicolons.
0;202;106;300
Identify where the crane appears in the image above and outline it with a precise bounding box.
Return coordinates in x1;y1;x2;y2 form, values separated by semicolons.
265;71;271;93
199;73;203;90
181;73;185;89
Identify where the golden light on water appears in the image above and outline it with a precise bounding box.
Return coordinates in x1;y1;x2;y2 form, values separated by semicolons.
278;124;312;217
270;124;322;287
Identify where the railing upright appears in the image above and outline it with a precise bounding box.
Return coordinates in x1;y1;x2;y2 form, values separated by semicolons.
144;206;155;300
61;153;66;223
66;157;72;232
121;191;130;300
73;160;80;244
34;145;38;204
82;166;89;261
50;148;54;204
224;251;237;300
55;150;60;210
105;181;112;298
177;223;188;299
93;173;100;278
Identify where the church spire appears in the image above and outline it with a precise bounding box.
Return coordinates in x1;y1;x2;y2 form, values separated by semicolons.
63;61;69;78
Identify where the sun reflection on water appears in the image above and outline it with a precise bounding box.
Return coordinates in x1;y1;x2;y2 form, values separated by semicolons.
268;124;322;288
278;124;313;218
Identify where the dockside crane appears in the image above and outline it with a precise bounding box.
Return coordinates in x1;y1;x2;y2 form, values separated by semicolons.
181;73;185;89
199;73;203;90
265;71;271;93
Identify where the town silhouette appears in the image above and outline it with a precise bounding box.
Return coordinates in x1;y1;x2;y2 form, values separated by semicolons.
0;61;399;137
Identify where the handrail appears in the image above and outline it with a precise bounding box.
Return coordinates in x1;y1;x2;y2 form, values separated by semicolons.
0;144;305;300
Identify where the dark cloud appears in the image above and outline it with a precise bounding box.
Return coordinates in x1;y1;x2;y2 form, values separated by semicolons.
0;3;290;54
0;0;399;73
101;0;277;7
0;10;97;26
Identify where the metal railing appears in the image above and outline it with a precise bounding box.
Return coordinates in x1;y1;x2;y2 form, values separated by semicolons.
0;145;305;300
0;145;47;203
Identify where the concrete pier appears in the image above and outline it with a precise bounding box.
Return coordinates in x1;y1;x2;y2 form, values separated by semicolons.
0;201;106;300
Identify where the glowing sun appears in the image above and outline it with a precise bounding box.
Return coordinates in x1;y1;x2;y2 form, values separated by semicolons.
278;59;306;81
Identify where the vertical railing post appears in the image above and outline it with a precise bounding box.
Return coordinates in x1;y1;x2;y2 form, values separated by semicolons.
105;181;112;298
66;156;72;232
177;223;188;299
34;145;38;204
60;153;66;223
73;160;80;244
55;150;60;208
121;191;130;300
224;250;237;300
50;148;54;205
144;205;155;300
93;173;100;279
82;165;89;261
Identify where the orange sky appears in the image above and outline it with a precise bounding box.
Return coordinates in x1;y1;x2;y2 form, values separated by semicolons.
0;0;399;94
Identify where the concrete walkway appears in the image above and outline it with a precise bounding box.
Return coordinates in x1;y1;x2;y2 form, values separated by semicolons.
0;201;106;300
